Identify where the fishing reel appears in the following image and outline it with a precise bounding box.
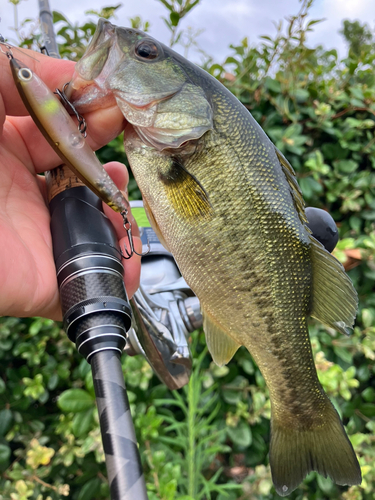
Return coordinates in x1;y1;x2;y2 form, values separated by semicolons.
125;201;202;390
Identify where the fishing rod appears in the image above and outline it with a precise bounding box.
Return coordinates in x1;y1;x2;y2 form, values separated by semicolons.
38;2;148;498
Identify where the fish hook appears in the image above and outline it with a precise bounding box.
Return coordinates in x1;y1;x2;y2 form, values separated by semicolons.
40;45;49;56
54;83;87;138
121;210;150;259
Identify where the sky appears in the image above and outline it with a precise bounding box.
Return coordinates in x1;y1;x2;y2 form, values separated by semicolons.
1;0;375;63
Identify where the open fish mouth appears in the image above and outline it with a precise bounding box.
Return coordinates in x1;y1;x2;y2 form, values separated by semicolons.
65;74;117;113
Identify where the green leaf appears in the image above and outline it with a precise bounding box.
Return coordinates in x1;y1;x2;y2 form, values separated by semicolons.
350;87;364;100
0;409;12;436
349;216;361;232
317;473;336;494
357;365;370;382
362;387;375;402
77;477;102;500
265;77;281;93
307;19;324;27
362;308;374;328
58;389;94;412
48;373;59;391
72;409;94;437
350;98;365;107
334;346;353;364
170;12;180;27
299;177;322;198
321;143;347;160
52;10;69;24
227;420;252;447
239;358;254;375
359;403;375;418
0;444;11;464
336;159;358;173
158;0;173;12
294;88;310;102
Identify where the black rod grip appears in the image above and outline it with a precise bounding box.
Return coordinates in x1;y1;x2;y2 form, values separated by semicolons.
49;186;132;361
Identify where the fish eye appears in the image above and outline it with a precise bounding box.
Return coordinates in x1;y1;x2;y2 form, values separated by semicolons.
135;40;159;60
18;68;33;81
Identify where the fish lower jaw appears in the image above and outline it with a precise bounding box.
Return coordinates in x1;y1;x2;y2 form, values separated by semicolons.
67;78;117;113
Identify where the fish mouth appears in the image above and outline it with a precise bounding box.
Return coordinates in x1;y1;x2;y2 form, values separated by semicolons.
65;73;117;114
113;88;179;109
66;73;178;115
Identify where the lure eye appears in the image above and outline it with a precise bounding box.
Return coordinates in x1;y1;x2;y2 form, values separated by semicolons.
18;68;33;81
135;40;159;60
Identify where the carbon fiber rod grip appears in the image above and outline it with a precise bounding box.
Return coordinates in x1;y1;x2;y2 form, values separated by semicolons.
91;350;148;499
49;186;132;360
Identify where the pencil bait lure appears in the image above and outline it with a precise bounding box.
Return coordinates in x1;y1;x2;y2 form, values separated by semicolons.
8;52;145;259
9;55;128;214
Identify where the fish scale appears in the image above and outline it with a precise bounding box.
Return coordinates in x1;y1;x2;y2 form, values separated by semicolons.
67;19;361;496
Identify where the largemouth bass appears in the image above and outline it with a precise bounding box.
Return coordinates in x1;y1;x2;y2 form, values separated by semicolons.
10;57;128;214
67;19;361;495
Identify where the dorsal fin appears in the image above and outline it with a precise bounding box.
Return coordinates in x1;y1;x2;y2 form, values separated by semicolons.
275;148;307;225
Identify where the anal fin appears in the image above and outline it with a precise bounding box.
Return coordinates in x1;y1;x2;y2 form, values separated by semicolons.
202;305;241;366
310;235;358;335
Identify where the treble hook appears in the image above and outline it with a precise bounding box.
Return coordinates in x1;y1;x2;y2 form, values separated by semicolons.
121;210;150;259
54;83;87;138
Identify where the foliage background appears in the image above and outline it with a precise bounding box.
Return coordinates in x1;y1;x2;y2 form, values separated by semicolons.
1;0;375;499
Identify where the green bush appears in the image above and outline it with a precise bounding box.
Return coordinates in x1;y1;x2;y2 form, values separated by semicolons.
1;1;374;499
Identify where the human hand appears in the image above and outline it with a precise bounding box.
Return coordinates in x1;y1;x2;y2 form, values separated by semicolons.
0;47;141;320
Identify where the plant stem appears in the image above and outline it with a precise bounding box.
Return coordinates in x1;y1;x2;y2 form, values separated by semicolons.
13;3;18;33
187;369;197;498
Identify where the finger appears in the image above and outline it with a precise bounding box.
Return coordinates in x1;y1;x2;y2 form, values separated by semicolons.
102;161;129;191
6;106;125;174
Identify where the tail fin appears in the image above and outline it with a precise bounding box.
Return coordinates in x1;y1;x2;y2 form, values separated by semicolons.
269;405;361;496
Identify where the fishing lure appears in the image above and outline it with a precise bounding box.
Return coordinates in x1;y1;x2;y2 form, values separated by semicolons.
5;44;140;258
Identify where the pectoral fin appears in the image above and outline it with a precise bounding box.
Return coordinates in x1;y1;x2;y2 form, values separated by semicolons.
202;306;241;366
310;235;358;335
159;158;213;220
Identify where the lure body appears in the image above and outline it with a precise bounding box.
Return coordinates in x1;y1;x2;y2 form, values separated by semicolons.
10;57;128;214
